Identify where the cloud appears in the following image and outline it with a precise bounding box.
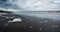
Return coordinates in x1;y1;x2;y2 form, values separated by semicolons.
12;0;60;11
0;8;21;11
0;0;20;11
0;0;60;11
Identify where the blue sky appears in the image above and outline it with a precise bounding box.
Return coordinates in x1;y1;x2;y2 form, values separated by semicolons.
0;0;60;11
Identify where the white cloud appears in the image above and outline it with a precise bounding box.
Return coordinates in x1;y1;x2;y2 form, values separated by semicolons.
1;0;60;11
12;0;60;11
54;0;60;3
0;8;21;11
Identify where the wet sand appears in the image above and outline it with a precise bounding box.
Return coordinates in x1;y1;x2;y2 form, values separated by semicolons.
0;12;60;32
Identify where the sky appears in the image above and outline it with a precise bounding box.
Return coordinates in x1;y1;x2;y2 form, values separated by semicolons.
0;0;60;11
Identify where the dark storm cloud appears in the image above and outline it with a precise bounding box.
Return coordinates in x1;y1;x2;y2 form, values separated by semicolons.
0;0;7;2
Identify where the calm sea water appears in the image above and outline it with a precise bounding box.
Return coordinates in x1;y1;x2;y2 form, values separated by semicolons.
13;11;60;20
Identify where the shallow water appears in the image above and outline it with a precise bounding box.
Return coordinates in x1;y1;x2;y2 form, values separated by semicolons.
14;11;60;20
